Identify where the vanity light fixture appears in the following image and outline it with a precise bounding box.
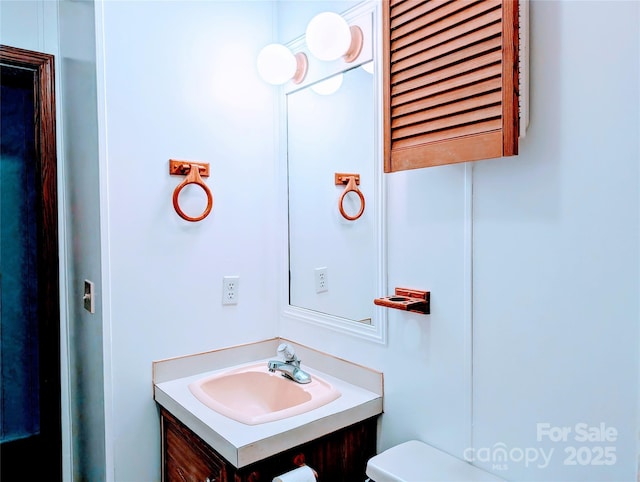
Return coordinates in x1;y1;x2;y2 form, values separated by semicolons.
305;12;363;62
311;73;343;95
256;43;308;85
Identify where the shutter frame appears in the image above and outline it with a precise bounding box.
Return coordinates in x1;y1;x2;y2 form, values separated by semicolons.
383;0;520;172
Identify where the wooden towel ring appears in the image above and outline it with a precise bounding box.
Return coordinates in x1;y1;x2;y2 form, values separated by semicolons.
335;172;365;221
170;161;213;222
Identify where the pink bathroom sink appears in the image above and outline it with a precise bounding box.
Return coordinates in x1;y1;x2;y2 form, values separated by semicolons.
188;363;341;425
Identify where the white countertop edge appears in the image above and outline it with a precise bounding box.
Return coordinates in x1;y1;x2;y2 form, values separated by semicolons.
237;399;383;467
153;339;279;384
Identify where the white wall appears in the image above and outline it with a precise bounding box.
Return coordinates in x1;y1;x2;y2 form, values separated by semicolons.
94;1;280;480
0;0;58;52
472;2;639;480
57;0;106;480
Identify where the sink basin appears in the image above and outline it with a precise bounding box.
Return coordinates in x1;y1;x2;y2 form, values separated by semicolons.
188;363;341;425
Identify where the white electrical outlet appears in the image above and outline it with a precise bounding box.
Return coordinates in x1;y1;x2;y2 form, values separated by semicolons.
222;276;239;305
314;267;328;293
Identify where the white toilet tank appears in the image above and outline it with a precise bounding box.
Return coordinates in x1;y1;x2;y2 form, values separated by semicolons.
366;440;505;482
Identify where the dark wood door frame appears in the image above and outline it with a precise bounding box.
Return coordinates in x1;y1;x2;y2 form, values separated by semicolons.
0;44;61;480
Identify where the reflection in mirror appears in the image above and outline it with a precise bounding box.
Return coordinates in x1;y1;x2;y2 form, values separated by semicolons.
287;65;376;324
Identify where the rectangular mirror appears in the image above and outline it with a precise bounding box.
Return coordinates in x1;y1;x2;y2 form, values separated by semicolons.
282;3;386;343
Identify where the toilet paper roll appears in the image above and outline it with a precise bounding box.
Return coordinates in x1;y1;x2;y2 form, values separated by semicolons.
272;465;316;482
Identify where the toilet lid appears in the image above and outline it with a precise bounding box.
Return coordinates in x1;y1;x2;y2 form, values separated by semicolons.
366;440;505;482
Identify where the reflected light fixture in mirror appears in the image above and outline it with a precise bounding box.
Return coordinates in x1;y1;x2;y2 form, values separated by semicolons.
311;73;343;95
362;61;374;75
257;44;308;85
305;12;363;62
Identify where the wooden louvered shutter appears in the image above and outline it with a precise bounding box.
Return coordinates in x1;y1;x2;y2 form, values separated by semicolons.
383;0;520;172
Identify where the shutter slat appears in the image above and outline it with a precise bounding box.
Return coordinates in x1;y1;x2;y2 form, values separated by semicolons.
391;63;501;109
392;105;502;141
391;0;475;32
392;90;503;130
391;36;502;85
391;0;501;48
392;22;501;74
390;0;445;20
391;7;502;64
392;119;502;150
391;1;452;30
392;77;502;118
391;56;502;100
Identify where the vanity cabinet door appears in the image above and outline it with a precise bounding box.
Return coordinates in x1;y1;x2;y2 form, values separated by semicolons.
162;410;227;482
160;407;378;482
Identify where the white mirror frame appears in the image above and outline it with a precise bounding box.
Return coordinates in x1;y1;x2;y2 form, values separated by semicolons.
279;1;387;344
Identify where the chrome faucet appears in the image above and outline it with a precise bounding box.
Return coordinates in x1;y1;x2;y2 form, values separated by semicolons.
267;343;311;384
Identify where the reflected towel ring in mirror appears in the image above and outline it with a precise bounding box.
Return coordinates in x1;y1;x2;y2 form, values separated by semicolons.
335;172;365;221
169;159;213;222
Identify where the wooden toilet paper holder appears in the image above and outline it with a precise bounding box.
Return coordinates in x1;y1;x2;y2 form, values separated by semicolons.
374;288;430;315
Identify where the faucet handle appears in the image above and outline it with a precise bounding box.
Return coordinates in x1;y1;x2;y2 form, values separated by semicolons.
277;343;297;362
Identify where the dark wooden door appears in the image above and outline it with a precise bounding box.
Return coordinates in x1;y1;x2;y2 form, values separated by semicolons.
0;45;61;481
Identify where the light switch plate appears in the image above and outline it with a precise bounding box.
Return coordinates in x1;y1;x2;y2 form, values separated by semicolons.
83;279;95;313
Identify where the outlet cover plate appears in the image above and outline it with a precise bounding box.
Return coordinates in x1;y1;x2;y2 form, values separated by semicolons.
314;267;328;293
222;276;239;305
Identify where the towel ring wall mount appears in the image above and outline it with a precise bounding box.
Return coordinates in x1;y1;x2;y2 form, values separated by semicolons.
335;172;365;221
170;159;213;222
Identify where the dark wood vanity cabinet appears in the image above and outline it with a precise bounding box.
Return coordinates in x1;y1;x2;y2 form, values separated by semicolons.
160;408;378;482
162;409;227;482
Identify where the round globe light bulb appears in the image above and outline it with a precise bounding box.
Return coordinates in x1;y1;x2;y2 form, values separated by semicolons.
362;61;374;74
311;73;344;95
257;44;297;85
305;12;352;61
